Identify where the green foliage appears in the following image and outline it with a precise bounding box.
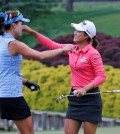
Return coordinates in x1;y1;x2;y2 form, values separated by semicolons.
1;2;120;46
22;60;120;118
0;0;60;14
100;66;120;118
21;1;120;47
22;60;71;112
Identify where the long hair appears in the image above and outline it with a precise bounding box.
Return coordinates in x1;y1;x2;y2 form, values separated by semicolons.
84;32;99;49
0;10;18;35
92;36;99;49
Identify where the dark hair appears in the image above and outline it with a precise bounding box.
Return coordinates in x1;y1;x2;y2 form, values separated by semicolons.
84;32;99;49
92;36;99;49
0;10;18;35
0;15;4;35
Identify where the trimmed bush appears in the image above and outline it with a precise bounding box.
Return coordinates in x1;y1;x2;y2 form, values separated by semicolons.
22;60;120;118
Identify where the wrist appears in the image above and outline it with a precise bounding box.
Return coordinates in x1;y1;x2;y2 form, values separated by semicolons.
29;30;36;35
83;87;88;92
61;48;66;53
23;80;28;85
24;80;29;85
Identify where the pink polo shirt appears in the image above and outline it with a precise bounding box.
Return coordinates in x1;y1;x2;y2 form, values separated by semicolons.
37;34;106;89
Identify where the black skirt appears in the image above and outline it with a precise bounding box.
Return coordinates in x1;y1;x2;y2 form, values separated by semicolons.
0;97;31;120
66;88;102;123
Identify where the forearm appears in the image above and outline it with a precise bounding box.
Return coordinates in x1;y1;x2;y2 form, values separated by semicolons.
90;75;106;88
84;75;106;91
40;48;65;60
25;28;40;39
28;30;65;50
23;26;60;49
82;76;106;93
23;25;73;51
83;83;94;92
90;53;106;88
37;34;67;50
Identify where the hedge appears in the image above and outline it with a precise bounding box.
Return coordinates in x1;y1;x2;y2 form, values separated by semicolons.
22;60;120;118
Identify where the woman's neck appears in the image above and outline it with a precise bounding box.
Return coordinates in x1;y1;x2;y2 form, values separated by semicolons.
77;42;89;51
5;30;15;37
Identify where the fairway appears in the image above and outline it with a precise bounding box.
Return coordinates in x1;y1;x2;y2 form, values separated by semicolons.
1;126;120;134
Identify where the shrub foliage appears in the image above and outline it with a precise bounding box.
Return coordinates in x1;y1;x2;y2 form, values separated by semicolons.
22;60;120;118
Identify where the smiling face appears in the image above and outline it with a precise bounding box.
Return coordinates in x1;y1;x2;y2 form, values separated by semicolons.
73;30;89;44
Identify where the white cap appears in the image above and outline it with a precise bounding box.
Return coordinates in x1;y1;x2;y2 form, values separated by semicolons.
71;20;96;38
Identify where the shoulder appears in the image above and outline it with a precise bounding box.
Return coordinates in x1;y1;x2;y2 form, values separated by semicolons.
9;40;27;53
8;39;30;56
87;47;102;63
88;47;101;56
9;40;26;47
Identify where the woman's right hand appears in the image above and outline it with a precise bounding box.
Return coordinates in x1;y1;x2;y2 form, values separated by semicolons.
22;25;40;38
22;25;34;34
62;45;73;52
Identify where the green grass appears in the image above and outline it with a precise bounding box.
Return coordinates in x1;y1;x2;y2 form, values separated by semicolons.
1;126;120;134
19;1;120;47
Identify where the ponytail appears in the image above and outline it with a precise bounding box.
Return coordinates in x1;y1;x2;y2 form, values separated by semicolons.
84;32;99;49
92;36;99;49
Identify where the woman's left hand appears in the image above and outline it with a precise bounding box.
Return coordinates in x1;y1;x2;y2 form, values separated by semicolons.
74;88;87;97
24;80;40;91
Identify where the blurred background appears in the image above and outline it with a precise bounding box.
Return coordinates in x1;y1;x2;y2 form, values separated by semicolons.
0;0;120;133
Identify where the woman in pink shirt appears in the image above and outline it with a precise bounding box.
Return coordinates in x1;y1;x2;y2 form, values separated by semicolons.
23;20;106;134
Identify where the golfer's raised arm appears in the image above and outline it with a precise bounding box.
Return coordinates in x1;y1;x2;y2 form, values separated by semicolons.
22;25;73;51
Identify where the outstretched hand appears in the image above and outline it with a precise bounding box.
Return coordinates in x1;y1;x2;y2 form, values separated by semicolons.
24;80;40;91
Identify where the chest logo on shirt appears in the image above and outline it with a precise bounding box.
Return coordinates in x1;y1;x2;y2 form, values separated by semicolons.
80;57;88;63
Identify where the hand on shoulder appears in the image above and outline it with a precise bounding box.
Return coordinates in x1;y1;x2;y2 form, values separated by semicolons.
62;45;73;52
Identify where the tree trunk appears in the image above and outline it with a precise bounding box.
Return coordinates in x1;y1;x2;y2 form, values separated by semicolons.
65;0;74;12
